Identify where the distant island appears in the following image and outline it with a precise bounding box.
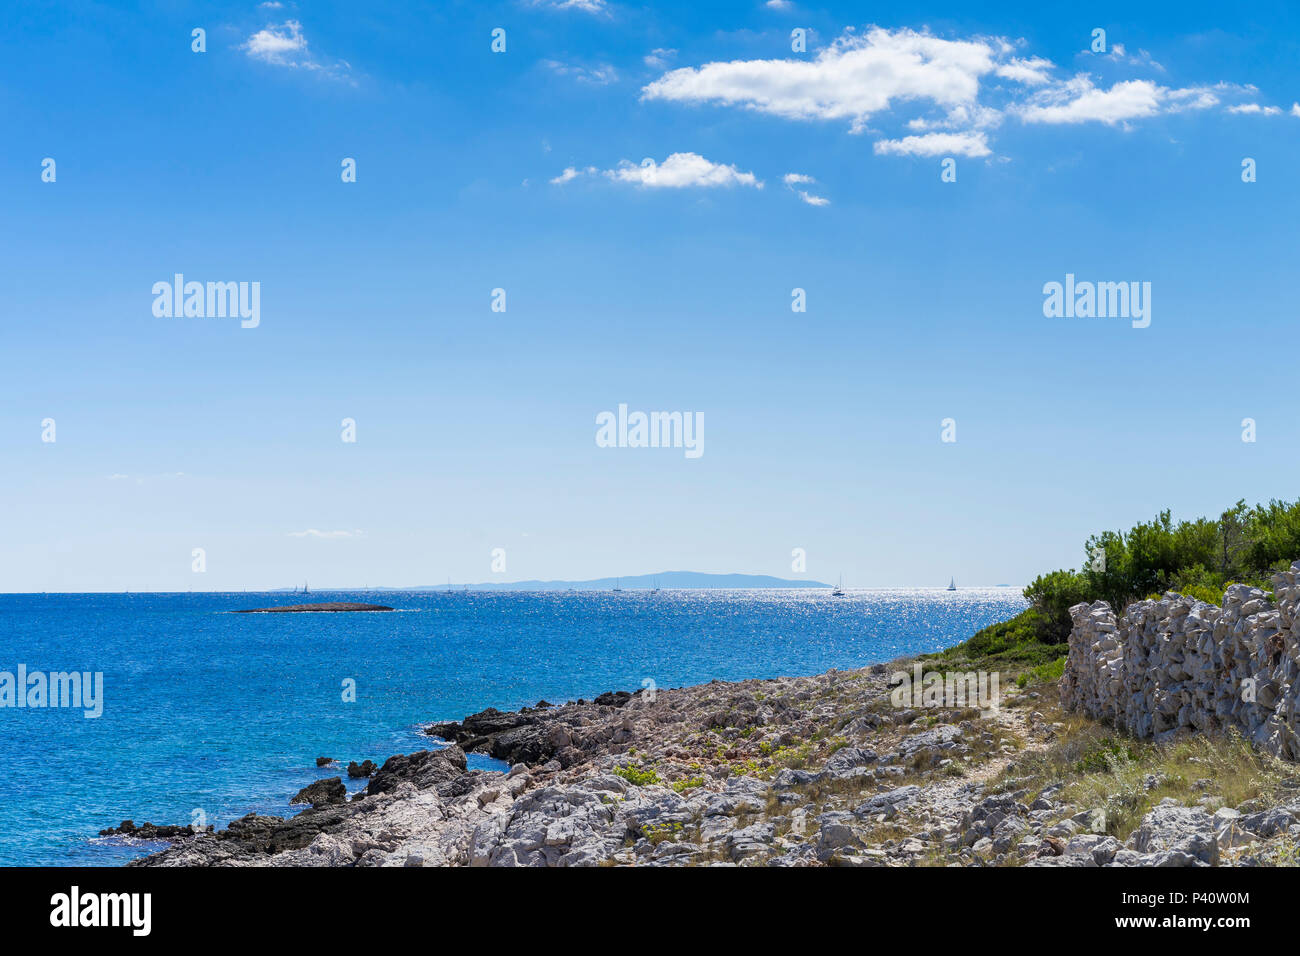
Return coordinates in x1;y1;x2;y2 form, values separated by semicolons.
364;572;832;591
235;602;395;613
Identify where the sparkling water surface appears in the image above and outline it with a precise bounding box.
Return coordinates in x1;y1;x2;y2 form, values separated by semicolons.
0;587;1026;865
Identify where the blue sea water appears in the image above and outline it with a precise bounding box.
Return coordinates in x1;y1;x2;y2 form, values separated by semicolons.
0;588;1026;866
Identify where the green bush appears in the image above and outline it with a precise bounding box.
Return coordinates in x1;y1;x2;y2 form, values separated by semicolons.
1016;656;1066;688
1023;570;1092;643
927;608;1064;668
1174;583;1225;605
613;764;660;786
1020;497;1300;632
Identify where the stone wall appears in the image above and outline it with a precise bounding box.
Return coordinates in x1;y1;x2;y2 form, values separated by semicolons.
1060;561;1300;758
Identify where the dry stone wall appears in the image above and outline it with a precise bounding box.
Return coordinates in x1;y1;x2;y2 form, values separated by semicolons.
1060;561;1300;758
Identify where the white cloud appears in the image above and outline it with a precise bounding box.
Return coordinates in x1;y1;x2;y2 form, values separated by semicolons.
1228;102;1282;115
550;165;597;184
242;20;351;79
642;28;1003;133
644;48;676;69
543;60;619;84
244;20;308;63
782;172;829;205
1292;102;1300;117
640;25;1271;159
1014;78;1166;125
609;153;762;188
288;529;363;538
874;131;990;157
554;153;762;189
765;0;794;9
528;0;607;13
995;56;1053;86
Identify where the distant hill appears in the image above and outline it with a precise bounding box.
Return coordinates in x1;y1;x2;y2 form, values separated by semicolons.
375;572;831;591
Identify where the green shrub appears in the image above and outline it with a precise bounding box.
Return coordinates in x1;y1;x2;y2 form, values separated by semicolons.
613;764;660;786
1023;571;1092;643
1016;656;1066;688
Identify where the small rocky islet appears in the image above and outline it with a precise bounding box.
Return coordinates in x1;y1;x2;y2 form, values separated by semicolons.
114;643;1300;867
234;602;395;613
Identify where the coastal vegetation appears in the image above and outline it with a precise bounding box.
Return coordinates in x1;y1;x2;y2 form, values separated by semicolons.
1027;497;1300;640
928;497;1300;686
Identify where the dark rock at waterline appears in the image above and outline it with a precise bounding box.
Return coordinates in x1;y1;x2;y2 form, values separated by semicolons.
315;756;334;767
100;820;206;840
291;777;347;807
364;747;470;798
424;690;644;765
132;748;475;866
131;749;475;868
235;602;395;613
347;759;378;778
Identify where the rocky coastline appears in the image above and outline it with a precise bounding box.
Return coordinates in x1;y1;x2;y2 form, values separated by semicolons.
118;642;1300;867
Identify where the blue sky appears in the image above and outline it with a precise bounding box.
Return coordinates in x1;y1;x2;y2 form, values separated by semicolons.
3;0;1299;591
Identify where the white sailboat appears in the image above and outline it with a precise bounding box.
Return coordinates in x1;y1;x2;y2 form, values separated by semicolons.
947;577;957;591
832;575;846;597
612;577;623;593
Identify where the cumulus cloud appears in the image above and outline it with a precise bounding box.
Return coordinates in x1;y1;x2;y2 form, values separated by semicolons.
550;165;597;184
1013;78;1221;125
242;20;351;79
640;25;1272;159
244;20;308;63
782;172;829;205
642;27;999;133
994;56;1054;86
874;131;990;157
553;152;762;188
1228;102;1282;115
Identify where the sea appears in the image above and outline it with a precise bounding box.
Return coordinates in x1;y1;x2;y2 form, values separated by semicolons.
0;587;1026;865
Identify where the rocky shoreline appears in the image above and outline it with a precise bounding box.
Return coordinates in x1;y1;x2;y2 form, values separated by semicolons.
119;657;1300;867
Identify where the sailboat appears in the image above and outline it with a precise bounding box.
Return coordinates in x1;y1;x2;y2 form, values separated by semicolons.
612;577;623;593
947;577;957;591
832;575;846;597
651;576;661;594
